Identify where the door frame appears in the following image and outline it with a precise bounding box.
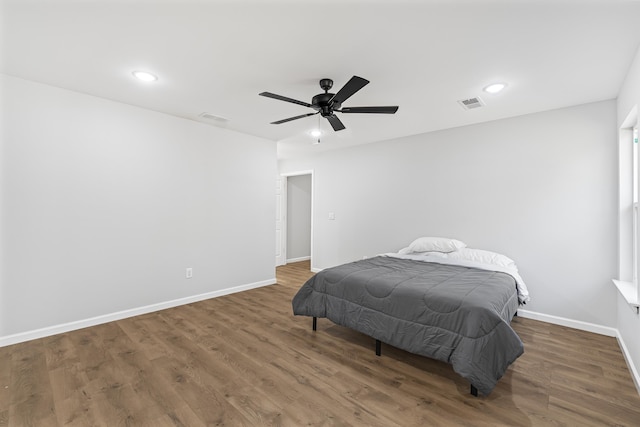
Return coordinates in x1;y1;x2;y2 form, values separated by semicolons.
279;170;314;267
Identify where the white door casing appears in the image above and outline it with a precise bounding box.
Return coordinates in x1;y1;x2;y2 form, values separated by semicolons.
275;177;286;266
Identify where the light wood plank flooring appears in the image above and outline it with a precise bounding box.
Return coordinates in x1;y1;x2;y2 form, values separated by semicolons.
1;260;640;426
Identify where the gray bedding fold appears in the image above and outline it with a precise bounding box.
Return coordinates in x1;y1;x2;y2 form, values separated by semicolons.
292;256;523;395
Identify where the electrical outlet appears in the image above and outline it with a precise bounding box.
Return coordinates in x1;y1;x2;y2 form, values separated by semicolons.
186;268;193;279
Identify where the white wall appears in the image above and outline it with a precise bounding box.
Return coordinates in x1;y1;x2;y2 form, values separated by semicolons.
280;100;618;328
617;45;640;389
286;174;311;261
0;75;276;341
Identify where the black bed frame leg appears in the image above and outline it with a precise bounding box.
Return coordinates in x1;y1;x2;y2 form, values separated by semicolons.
470;384;478;397
375;339;381;356
312;317;317;331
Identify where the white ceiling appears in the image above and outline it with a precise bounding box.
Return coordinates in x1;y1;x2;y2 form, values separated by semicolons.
2;0;640;159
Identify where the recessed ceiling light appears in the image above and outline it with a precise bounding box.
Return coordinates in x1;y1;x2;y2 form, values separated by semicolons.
132;70;158;82
483;83;507;94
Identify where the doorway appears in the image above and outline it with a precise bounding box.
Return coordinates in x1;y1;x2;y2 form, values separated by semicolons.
276;171;313;267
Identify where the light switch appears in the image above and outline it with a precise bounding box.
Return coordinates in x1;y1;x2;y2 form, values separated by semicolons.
328;212;335;220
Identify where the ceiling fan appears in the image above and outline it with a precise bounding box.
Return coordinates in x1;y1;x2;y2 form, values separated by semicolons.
259;76;399;132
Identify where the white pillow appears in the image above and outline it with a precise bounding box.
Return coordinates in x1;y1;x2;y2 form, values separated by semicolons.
448;247;515;268
407;237;466;253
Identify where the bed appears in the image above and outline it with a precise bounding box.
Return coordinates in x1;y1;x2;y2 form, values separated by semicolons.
291;237;530;396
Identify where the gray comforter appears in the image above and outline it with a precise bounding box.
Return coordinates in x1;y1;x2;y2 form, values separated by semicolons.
292;256;523;395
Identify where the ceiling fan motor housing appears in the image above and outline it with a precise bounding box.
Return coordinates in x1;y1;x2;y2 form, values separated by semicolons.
312;92;341;116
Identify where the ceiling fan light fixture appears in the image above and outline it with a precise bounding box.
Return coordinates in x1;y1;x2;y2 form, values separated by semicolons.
483;82;507;94
132;70;158;82
309;129;322;138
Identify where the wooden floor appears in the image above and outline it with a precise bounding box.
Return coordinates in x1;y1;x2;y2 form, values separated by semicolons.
2;261;640;426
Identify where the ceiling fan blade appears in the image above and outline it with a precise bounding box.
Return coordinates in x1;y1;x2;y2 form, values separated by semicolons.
259;92;312;108
340;106;399;114
330;76;369;105
271;112;318;125
326;114;346;131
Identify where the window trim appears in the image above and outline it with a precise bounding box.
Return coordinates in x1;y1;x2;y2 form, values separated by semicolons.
615;106;639;314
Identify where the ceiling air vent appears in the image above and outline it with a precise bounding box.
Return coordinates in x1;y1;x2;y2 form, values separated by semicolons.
457;97;485;111
199;112;229;123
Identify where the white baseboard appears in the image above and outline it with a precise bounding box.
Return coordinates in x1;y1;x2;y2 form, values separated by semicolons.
0;278;276;348
616;331;640;395
9;280;637;395
517;309;617;337
286;256;310;263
